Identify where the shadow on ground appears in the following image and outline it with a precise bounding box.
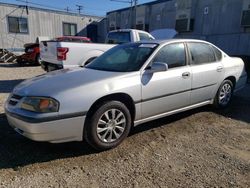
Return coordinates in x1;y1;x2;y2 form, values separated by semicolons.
215;84;250;124
0;107;204;170
0;80;24;93
0;114;97;170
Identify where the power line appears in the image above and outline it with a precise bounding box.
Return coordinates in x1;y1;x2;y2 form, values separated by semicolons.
15;0;107;16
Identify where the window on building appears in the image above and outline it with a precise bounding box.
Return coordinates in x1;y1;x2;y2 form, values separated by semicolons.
8;16;28;34
187;42;216;65
153;43;186;69
241;10;250;27
63;23;77;36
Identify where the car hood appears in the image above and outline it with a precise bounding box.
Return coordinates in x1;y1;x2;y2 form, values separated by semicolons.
13;68;129;97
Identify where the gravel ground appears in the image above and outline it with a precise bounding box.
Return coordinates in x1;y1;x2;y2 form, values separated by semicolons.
0;63;249;187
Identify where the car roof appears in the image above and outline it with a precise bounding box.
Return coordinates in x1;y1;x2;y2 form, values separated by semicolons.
138;38;211;45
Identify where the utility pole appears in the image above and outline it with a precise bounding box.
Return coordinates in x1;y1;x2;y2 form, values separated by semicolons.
76;5;83;14
25;0;29;15
65;6;70;12
133;0;138;29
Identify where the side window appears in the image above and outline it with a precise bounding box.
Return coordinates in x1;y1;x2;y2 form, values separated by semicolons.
187;43;216;65
139;32;152;41
211;46;222;61
153;43;186;69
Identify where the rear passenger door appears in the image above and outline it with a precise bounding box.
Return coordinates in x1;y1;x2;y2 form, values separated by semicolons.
187;42;225;105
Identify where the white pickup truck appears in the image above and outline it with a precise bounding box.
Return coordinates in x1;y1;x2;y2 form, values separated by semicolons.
40;29;155;71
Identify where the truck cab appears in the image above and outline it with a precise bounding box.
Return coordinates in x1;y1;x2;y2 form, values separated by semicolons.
105;29;154;44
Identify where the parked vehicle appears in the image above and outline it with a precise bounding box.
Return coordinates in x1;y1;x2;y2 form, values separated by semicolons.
40;29;155;72
16;36;51;66
5;39;247;150
17;43;41;66
105;29;154;44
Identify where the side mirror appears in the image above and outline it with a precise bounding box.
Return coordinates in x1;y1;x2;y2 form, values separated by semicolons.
147;62;168;73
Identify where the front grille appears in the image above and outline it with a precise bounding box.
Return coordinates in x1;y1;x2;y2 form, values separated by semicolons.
8;94;23;106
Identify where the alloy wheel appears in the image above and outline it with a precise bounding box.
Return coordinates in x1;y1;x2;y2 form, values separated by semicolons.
96;108;126;143
219;83;232;106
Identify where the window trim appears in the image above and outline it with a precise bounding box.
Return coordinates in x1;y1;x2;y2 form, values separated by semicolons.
7;16;29;34
186;42;217;66
62;22;77;36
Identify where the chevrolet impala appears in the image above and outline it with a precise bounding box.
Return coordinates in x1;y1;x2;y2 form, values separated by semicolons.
5;39;247;150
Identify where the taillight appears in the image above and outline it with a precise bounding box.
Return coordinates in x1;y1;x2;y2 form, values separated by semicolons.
57;47;69;61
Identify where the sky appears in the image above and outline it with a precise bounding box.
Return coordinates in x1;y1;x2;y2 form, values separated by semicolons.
0;0;155;16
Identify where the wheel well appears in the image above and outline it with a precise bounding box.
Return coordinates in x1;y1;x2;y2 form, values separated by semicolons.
86;93;136;123
225;76;236;88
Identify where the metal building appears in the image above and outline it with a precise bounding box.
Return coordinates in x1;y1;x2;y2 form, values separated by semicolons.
0;2;106;62
107;0;250;56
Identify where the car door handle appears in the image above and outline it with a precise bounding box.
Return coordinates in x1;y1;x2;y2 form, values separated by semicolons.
182;72;190;78
217;66;223;72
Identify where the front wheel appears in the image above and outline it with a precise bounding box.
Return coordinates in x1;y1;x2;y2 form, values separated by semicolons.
84;101;132;151
214;80;233;108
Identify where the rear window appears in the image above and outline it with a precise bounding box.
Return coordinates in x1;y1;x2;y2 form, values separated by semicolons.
106;32;130;44
211;46;222;61
139;32;153;41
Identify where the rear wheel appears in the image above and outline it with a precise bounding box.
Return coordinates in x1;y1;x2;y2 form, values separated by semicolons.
84;101;131;151
214;80;233;108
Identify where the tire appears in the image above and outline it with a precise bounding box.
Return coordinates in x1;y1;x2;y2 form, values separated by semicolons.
35;54;42;65
213;80;234;108
84;101;132;151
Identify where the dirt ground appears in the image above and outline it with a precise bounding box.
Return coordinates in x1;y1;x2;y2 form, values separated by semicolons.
0;63;249;187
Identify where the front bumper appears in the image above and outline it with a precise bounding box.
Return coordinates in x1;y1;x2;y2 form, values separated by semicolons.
6;111;86;143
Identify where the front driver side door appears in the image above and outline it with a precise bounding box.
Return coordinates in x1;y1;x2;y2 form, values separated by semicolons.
141;43;192;119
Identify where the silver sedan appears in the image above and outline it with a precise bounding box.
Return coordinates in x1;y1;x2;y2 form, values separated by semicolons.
5;39;247;150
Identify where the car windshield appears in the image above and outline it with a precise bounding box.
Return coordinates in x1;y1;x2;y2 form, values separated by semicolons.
86;43;158;72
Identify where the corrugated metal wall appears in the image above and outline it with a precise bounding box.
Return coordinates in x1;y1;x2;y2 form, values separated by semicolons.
0;3;104;50
107;0;250;56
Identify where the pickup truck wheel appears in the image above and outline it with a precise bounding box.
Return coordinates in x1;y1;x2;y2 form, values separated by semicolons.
84;101;131;151
214;80;233;108
35;54;42;65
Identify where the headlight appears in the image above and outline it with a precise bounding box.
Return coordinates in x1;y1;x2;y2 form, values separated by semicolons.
20;97;59;113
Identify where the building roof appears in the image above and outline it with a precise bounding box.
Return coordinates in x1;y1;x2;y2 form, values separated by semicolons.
107;0;171;15
0;2;103;19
